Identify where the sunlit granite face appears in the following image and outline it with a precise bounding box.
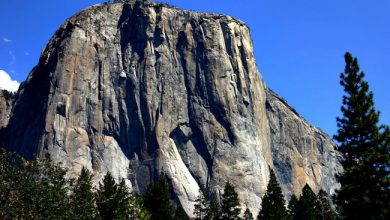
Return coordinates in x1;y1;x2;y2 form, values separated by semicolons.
0;1;341;216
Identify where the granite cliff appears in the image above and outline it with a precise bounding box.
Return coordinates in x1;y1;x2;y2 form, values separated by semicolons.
0;90;13;129
0;0;341;216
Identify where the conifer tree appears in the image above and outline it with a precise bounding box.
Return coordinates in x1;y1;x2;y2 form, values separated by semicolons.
70;167;97;219
316;189;336;220
128;195;151;220
220;181;241;220
257;169;288;220
0;148;22;218
294;184;318;220
96;172;130;220
144;172;174;220
243;208;254;220
40;157;72;218
208;193;221;220
334;52;390;219
174;205;190;220
194;187;211;220
5;155;71;219
288;195;299;220
127;195;151;220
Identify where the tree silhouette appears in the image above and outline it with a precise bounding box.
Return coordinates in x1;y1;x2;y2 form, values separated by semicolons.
96;172;130;219
2;155;71;218
194;187;211;220
144;172;174;220
288;194;299;219
70;167;97;219
220;181;241;220
243;208;254;220
257;169;288;220
294;184;319;220
334;52;390;219
316;189;336;220
174;205;190;220
208;193;221;220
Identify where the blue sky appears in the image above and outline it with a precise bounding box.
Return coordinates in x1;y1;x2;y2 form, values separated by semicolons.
0;0;389;137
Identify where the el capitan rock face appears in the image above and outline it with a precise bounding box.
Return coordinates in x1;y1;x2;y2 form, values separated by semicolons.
0;90;13;129
266;90;341;197
0;0;341;216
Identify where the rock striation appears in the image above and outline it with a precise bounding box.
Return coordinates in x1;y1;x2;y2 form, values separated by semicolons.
0;90;13;129
266;90;341;197
0;0;341;216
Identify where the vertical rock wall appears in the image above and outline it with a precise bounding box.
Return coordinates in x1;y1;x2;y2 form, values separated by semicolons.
0;90;13;129
0;1;341;216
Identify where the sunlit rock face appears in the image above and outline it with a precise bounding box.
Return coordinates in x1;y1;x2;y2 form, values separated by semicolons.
0;90;13;129
265;90;341;197
0;1;341;216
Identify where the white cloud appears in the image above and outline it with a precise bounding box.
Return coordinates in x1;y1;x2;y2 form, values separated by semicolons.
3;37;12;43
9;51;15;65
0;70;20;92
25;52;30;56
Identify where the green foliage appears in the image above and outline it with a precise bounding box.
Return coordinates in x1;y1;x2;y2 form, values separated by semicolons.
144;172;174;220
288;195;298;219
70;167;97;219
316;190;336;220
1;153;71;219
0;148;153;219
0;148;21;217
293;184;319;220
208;192;221;220
288;187;336;220
96;172;131;220
194;187;211;220
193;185;221;220
27;157;69;218
128;195;152;220
334;52;390;219
257;169;288;220
243;208;254;220
220;181;241;220
174;205;190;220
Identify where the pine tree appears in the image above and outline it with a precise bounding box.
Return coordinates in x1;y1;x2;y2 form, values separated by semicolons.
40;157;72;218
288;195;299;220
70;167;97;219
174;205;190;220
316;190;336;220
243;208;254;220
96;172;130;220
220;181;241;220
334;52;390;219
5;155;71;219
194;187;211;220
208;193;221;220
0;148;22;218
128;195;151;220
257;169;288;220
294;184;318;220
144;172;174;220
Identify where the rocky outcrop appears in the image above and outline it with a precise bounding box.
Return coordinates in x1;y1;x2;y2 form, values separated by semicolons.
0;90;13;129
0;0;341;216
266;89;342;197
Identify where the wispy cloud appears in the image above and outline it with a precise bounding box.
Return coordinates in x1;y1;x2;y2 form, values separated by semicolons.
0;69;20;92
3;37;12;43
9;51;16;65
25;52;30;56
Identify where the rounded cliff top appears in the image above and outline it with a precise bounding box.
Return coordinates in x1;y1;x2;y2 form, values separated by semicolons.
71;0;248;28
